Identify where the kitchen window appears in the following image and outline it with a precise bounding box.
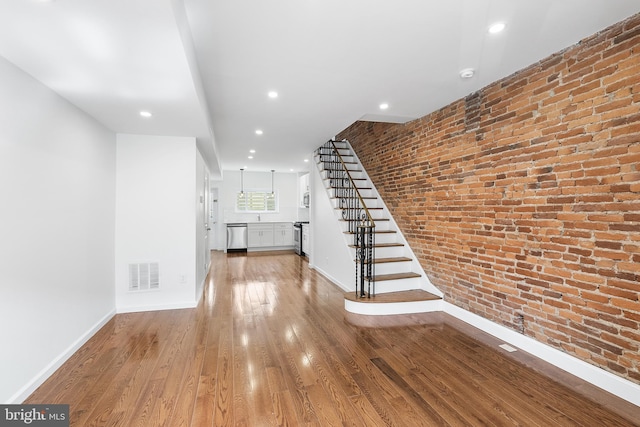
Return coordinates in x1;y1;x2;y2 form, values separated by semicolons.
236;190;278;212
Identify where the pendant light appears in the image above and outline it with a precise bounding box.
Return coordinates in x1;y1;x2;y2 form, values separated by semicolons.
270;170;275;197
239;168;245;196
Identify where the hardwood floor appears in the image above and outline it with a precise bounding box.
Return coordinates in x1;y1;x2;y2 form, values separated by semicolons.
26;250;640;426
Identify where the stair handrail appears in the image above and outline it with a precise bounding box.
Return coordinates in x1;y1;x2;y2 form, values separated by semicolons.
317;139;376;297
327;140;376;229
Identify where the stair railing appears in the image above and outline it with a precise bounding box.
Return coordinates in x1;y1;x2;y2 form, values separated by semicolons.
316;140;376;298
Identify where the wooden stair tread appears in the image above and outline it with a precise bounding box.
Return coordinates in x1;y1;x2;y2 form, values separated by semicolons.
324;175;365;179
349;242;402;248
322;168;362;172
344;230;396;234
368;272;421;281
323;168;363;173
354;257;412;264
341;218;389;222
335;207;383;210
330;186;372;190
331;196;378;200
344;289;439;303
316;159;357;165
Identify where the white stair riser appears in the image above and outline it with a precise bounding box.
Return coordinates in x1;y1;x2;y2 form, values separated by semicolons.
341;227;395;240
330;198;382;210
345;233;396;244
328;188;375;198
344;299;441;315
327;185;372;192
369;212;387;220
371;262;414;276
349;246;406;259
370;233;398;245
316;158;356;168
343;233;398;246
322;170;364;180
336;155;354;162
349;260;413;276
340;221;392;233
337;213;386;222
363;199;382;209
372;277;424;294
330;198;383;213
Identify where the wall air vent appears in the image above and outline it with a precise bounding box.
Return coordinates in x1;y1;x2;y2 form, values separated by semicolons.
128;263;160;291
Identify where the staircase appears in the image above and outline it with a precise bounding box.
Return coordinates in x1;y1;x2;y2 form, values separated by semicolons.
315;140;443;316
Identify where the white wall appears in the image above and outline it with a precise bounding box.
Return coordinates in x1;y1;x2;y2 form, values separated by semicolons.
195;149;210;298
308;160;354;290
115;134;198;312
0;56;116;403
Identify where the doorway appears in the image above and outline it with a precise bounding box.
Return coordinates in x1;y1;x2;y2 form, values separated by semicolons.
209;187;219;250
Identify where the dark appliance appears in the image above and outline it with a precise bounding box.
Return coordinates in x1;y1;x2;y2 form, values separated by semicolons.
293;221;307;256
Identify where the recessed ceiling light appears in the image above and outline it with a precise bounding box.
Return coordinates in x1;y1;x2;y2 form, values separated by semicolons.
290;169;294;172
249;149;256;153
255;129;263;135
304;159;309;163
489;22;506;34
459;68;475;79
268;91;278;99
379;103;389;110
139;111;152;118
248;156;253;159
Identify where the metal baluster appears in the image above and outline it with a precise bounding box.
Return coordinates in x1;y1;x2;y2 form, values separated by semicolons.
317;140;375;299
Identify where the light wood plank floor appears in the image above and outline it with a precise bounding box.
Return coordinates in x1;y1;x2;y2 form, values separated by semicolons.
26;250;640;426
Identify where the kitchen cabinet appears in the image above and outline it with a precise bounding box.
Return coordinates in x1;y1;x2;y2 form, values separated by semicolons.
302;223;310;256
247;222;294;249
273;223;293;246
248;223;274;248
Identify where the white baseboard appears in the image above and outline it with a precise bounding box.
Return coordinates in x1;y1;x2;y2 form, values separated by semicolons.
312;265;351;293
443;302;640;407
8;309;116;404
116;301;197;314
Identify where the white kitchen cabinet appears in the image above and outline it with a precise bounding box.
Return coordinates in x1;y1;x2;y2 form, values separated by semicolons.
273;223;293;246
301;223;310;256
247;222;294;249
248;223;274;248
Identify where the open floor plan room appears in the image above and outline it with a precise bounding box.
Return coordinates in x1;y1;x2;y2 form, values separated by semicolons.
26;251;640;426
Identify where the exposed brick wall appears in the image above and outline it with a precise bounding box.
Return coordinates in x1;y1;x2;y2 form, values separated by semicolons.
338;14;640;384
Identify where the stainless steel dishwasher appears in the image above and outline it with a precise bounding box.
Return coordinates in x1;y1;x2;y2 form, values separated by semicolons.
226;223;247;251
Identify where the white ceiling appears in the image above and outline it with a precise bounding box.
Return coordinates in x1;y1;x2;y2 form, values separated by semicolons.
1;0;638;178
